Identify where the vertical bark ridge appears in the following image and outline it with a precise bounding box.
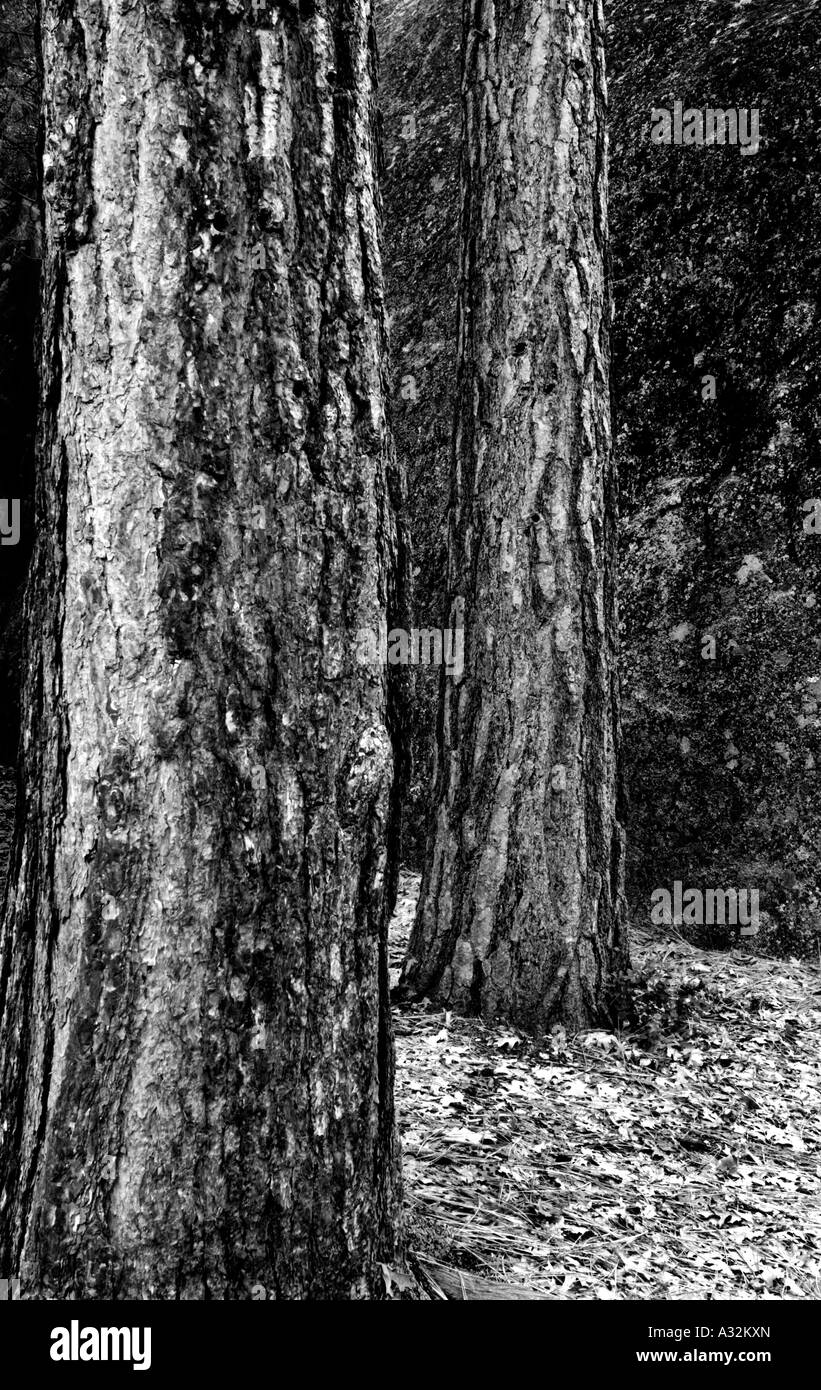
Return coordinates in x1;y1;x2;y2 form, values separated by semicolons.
400;0;627;1032
0;0;402;1299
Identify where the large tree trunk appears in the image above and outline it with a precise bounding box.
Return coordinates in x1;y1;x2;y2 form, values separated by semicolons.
0;0;403;1299
399;0;626;1031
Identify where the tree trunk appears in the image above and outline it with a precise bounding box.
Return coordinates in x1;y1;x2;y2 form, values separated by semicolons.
0;0;403;1299
0;0;39;771
399;0;627;1031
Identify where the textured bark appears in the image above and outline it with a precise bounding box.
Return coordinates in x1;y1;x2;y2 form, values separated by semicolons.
399;0;626;1031
0;0;40;767
0;0;404;1299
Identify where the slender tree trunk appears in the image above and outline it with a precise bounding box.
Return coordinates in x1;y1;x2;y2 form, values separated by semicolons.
0;0;404;1299
399;0;627;1032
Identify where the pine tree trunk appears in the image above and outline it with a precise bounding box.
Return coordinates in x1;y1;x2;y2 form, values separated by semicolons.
0;0;403;1299
399;0;627;1031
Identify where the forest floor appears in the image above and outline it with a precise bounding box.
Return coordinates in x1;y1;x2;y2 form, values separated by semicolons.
390;873;821;1301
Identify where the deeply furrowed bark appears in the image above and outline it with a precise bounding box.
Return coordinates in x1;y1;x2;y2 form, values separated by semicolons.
0;0;404;1299
399;0;627;1032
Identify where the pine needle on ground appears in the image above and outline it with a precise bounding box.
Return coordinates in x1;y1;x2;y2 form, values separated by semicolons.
391;872;821;1300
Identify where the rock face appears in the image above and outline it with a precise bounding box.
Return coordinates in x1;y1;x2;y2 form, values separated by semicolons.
378;0;821;953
